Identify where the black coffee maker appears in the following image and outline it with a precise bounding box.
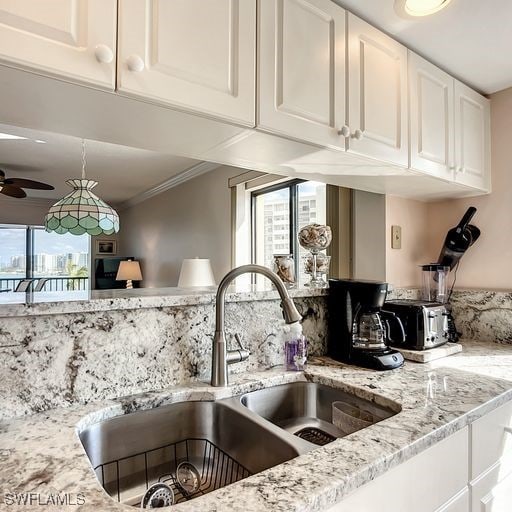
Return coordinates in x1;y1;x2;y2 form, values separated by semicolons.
327;279;405;371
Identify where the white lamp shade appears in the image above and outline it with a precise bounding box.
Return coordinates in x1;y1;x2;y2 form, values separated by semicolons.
178;258;216;288
116;260;143;281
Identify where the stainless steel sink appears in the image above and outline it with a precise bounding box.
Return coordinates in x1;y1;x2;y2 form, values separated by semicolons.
79;401;304;507
79;382;399;507
240;382;398;444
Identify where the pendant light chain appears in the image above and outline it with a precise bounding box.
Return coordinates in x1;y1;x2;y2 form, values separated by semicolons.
81;139;86;180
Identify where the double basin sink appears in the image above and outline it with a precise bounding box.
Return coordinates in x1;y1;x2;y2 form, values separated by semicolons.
79;382;398;507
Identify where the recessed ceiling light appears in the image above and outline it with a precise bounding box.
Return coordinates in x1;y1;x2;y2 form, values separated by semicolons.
394;0;452;18
34;139;46;144
0;132;27;140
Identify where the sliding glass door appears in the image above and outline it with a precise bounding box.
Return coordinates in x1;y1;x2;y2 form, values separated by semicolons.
0;225;90;292
0;226;27;291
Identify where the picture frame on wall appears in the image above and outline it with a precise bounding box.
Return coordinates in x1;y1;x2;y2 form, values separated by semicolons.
96;240;117;255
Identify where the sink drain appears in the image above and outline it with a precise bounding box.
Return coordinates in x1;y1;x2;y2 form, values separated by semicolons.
294;427;336;446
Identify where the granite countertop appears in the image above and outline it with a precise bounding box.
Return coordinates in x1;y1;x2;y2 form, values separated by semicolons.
0;285;328;318
1;340;512;511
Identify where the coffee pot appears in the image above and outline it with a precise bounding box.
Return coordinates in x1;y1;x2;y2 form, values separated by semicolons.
327;279;405;371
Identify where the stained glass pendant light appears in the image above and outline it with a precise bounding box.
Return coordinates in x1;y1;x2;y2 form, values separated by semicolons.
45;140;119;236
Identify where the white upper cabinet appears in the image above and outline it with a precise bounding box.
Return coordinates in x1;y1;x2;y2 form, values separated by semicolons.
117;0;256;126
409;51;455;181
0;0;116;89
454;80;491;191
347;13;408;167
258;0;346;149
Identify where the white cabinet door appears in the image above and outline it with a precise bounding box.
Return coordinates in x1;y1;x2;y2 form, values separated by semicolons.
324;427;469;512
471;463;512;512
118;0;256;126
0;0;116;89
454;80;491;191
258;0;346;149
347;13;408;167
409;51;455;181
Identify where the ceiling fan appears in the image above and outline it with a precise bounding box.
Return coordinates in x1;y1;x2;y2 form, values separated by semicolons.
0;168;54;198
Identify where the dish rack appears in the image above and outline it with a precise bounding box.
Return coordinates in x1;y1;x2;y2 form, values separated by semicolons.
93;438;252;506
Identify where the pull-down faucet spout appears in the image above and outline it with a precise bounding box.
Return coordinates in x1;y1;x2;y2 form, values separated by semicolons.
211;264;302;387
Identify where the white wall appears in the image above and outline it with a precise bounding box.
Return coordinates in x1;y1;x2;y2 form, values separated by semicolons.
352;190;386;281
0;198;52;226
118;165;242;287
385;195;432;288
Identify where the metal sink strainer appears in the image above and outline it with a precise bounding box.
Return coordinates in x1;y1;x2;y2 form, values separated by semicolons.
140;483;174;509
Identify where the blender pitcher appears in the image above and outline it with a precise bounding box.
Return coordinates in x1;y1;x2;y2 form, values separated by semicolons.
421;264;450;303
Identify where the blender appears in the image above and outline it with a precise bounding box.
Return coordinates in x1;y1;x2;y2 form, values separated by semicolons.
421;264;450;304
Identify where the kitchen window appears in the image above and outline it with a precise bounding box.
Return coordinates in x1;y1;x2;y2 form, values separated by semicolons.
251;180;327;280
230;171;350;285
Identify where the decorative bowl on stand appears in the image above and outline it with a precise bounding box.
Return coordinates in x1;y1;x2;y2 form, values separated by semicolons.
298;224;332;288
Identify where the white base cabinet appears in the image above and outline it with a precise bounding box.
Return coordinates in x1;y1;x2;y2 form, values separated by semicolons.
324;399;512;512
471;462;512;512
324;427;469;512
0;0;116;89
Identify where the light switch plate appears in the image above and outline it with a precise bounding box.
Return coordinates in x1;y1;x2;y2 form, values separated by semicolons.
391;225;402;249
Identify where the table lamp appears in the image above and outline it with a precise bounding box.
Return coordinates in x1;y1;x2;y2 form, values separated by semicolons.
116;259;143;289
178;258;216;288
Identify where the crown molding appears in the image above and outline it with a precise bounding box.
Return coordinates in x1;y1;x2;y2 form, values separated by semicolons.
118;161;220;211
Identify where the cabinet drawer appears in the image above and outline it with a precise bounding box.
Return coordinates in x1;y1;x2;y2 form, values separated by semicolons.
471;460;512;512
435;488;469;512
471;401;512;478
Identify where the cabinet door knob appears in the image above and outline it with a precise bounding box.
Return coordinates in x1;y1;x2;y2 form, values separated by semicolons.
352;129;364;140
449;164;456;171
338;125;351;138
457;166;465;174
94;44;114;64
505;426;512;435
126;55;145;72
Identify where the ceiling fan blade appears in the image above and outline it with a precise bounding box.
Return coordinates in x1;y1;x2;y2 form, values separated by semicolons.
0;185;27;198
4;178;54;190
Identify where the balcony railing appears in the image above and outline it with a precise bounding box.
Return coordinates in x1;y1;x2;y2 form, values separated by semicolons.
0;277;89;292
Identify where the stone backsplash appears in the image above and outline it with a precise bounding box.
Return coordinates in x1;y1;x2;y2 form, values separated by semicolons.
1;285;511;420
389;287;512;345
0;295;327;420
449;290;512;344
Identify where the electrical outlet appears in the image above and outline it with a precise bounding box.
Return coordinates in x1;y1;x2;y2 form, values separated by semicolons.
391;225;402;249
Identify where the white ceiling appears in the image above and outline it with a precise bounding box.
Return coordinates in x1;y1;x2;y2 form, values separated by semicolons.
0;124;200;204
334;0;512;94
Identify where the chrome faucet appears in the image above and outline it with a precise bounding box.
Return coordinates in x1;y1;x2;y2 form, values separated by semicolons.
211;264;302;387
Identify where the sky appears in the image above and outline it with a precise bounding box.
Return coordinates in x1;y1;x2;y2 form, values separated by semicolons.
0;228;89;266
